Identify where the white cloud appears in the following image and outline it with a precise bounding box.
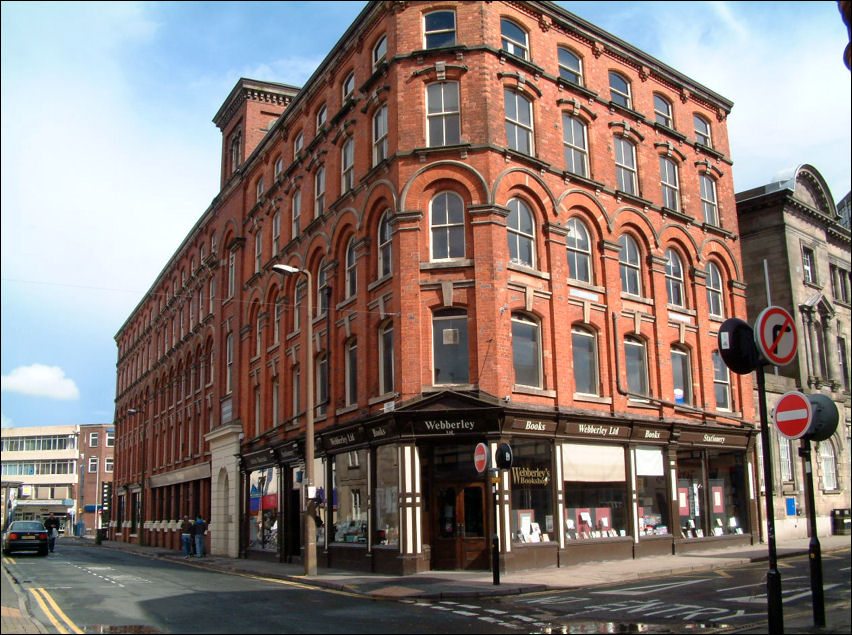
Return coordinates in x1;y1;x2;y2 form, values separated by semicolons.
1;364;80;400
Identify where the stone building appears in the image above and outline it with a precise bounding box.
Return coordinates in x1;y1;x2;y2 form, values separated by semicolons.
113;1;759;573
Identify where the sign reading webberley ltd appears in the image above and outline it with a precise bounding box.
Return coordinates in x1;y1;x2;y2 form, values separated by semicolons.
563;421;631;440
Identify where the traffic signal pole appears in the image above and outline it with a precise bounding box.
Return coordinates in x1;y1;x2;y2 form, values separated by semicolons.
756;366;784;634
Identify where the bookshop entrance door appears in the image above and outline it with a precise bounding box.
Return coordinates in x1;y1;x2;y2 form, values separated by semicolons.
432;482;488;570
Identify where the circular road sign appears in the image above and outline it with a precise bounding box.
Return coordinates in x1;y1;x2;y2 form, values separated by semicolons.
755;306;797;366
774;391;813;439
474;442;489;473
717;318;761;375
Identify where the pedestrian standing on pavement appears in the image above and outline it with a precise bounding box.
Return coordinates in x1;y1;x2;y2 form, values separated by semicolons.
43;513;60;553
193;514;207;558
180;516;193;559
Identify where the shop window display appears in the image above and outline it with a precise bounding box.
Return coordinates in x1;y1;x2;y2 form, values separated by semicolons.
677;449;747;538
332;450;368;543
634;446;670;536
563;443;628;539
249;467;279;551
374;445;399;546
510;439;553;543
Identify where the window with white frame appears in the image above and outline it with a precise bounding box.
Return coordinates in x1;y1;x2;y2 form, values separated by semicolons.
507;197;535;268
294;131;303;158
274;156;283;180
106;431;115;447
379;320;394;395
256;177;264;203
430;191;465;260
500;18;528;59
694;114;712;147
671;346;692;405
562;114;588;177
625;336;649;397
226;332;234;393
777;431;793;482
653;95;673;127
819;442;838;490
272;211;281;253
317;260;329;316
373;104;388;165
342;72;355;101
89;432;99;448
292;366;301;419
274;297;282;344
271;376;279;427
565;217;592;283
314;166;326;217
254;231;263;273
293;281;303;333
504;89;533;155
88;456;99;473
512;313;541;388
105;457;114;473
572;326;598;395
345;339;358;405
255;311;262;357
660;157;680;210
558;47;582;84
802;246;817;284
614;136;637;195
618;234;642;296
609;72;631;108
665;248;685;307
433;308;469;384
341;137;354;193
227;250;236;298
292;190;301;238
373;34;387;69
378;210;392;277
345;238;357;299
316;104;327;129
706;262;724;318
424;10;455;48
712;350;731;410
316;353;328;417
700;175;719;226
426;82;460;147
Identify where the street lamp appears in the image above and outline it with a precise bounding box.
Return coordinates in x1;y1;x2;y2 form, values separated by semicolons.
127;408;147;546
272;263;317;576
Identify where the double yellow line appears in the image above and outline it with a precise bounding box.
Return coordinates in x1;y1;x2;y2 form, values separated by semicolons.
28;587;83;634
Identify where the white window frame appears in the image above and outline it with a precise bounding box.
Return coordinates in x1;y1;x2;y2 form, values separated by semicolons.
104;457;114;473
614;136;637;195
254;231;263;274
345;339;358;406
565;217;592;284
256;177;264;203
802;246;817;284
618;234;642;297
660;156;680;211
272;211;281;254
89;432;99;448
372;34;387;69
430;191;465;261
88;456;99;473
426;82;460;147
424;10;456;49
314;166;326;218
345;238;357;299
342;72;355;101
500;18;528;60
511;312;542;388
373;104;388;166
379;321;394;395
558;47;582;85
706;262;724;318
609;72;631;108
504;89;533;155
654;94;673;127
665;248;685;307
316;104;327;129
671;346;692;405
341;137;354;193
292;190;302;239
378;210;392;277
562;114;588;178
712;351;731;411
625;336;649;398
294;131;303;158
700;175;719;226
274;156;283;180
571;326;598;396
819;442;838;490
694;114;712;147
507;197;536;268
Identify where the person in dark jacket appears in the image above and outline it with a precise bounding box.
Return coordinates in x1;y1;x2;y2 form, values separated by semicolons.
180;516;193;559
192;515;207;558
43;513;60;553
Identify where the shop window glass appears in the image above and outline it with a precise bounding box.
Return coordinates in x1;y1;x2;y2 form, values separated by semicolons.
510;439;554;544
332;450;368;543
562;443;627;539
375;445;399;545
707;450;748;535
635;446;670;536
249;467;279;552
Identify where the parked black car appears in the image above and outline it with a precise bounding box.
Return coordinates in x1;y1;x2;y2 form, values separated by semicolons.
2;520;49;556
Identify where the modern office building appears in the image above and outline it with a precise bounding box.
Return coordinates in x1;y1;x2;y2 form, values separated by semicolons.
1;423;114;534
113;1;758;573
736;166;851;540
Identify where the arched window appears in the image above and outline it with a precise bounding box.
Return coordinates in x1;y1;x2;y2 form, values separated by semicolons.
558;47;582;85
665;249;685;307
653;95;673;127
342;71;355;101
671;345;692;405
507;198;535;268
660;157;680;210
341;137;354;193
694;114;712;147
700;175;719;226
291;190;301;238
819;442;838;490
706;262;724;318
317;259;329;317
379;320;394;395
372;34;387;69
316;103;327;129
609;71;631;108
314;166;326;218
512;312;541;388
712;350;731;411
373;104;388;165
426;82;460;147
618;234;642;296
624;336;648;397
614;136;637;195
500;18;528;59
345;339;358;405
345;238;357;299
432;308;469;384
293;131;303;158
572;326;598;395
562;114;588;177
316;353;328;417
504;89;533;154
565;217;592;283
431;191;465;260
378;210;392;277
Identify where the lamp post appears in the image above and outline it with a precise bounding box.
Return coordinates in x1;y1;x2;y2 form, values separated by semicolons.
272;263;316;576
127;408;147;546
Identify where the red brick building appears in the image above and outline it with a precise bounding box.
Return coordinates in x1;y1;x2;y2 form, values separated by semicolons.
113;1;758;573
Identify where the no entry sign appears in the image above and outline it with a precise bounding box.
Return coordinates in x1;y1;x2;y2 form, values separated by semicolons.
474;442;489;473
755;306;797;366
774;391;813;439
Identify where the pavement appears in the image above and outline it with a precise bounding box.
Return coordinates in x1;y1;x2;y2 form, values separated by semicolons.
2;533;850;634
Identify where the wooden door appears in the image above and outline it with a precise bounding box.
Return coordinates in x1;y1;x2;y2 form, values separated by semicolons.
432;482;488;570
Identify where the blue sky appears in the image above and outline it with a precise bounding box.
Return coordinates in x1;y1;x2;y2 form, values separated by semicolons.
2;1;850;429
